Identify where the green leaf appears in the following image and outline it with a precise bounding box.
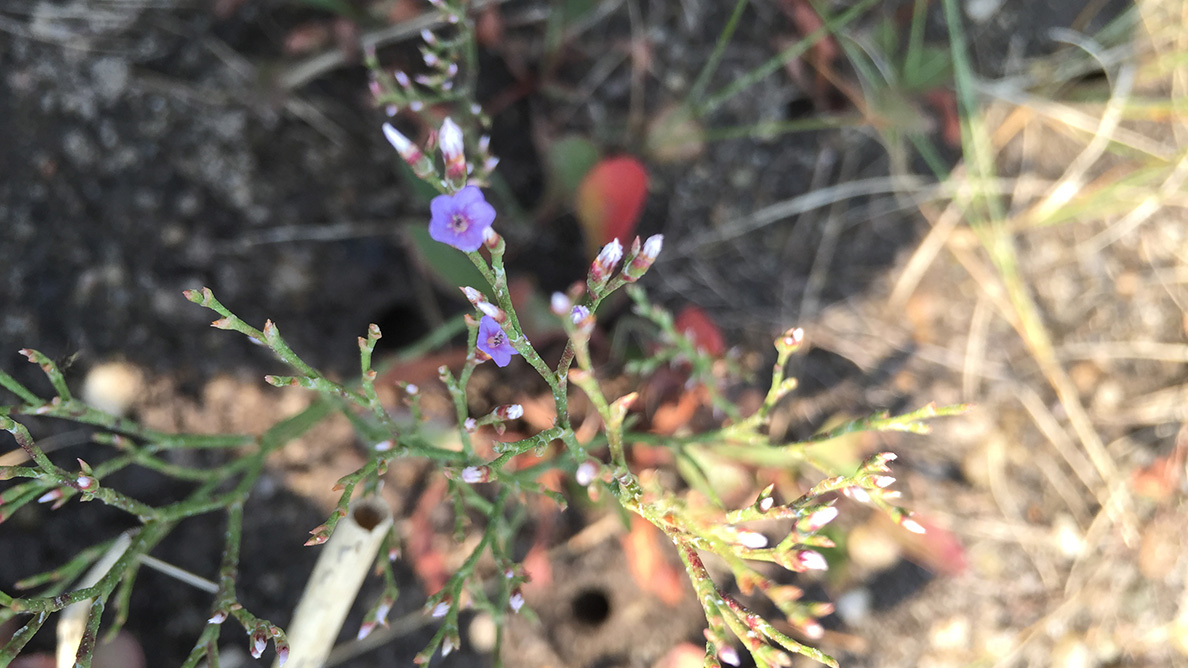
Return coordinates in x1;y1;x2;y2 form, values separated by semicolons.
406;226;493;299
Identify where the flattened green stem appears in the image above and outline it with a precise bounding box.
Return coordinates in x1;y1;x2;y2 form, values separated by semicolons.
0;611;49;663
7;522;171;615
0;369;41;406
18;349;73;402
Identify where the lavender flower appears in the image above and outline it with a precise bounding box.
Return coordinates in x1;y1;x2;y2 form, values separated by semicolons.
477;315;518;367
429;186;496;252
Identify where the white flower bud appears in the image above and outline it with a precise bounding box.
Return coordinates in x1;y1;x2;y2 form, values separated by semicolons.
736;530;768;549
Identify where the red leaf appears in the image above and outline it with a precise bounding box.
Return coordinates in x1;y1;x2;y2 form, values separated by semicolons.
575;156;649;257
621;515;686;606
675;305;725;356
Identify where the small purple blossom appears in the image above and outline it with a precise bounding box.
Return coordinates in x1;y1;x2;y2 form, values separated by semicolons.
429;186;496;252
477;315;518;367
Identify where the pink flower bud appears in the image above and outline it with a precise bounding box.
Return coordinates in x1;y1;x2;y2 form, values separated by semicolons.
461;286;484;304
439;117;466;180
76;475;95;490
37;489;63;504
775;327;804;356
550;292;571;316
383;123;423;165
797;550;828;571
640;234;663;262
874;476;896;488
431;601;450;618
901;517;926;534
495;404;523;420
591;239;623;283
509;590;524;613
736;530;768;549
461;465;487;483
375;440;394;452
357;621;376;640
276;643;290;667
575;460;599;486
843;486;871;503
463;418;478;433
441;636;456;657
623;234;663;281
250;631;268;658
421;29;436;44
570;305;591;324
207;611;228;624
801;506;839;532
394;70;411;87
719;645;741;667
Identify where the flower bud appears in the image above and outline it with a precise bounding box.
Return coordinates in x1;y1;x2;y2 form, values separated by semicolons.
250;630;268;658
901;516;926;534
383;123;423;165
461;465;490;483
431;600;450;618
509;590;524;613
494;404;523;420
439;117;466;180
719;645;741;667
575;460;599;486
590;239;623;286
622;234;663;281
570;305;591;324
550;292;571;316
842;486;871;503
775;327;804;356
798;505;839;532
736;530;768;549
796;550;828;571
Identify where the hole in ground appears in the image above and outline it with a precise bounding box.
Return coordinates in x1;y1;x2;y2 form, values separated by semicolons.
570;588;611;626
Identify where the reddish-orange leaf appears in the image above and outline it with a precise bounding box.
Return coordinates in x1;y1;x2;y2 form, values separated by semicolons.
406;478;450;593
897;515;967;577
575;156;649;257
675;305;725;356
621;515;686;606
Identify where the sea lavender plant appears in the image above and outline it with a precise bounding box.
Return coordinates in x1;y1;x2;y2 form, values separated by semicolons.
0;2;965;667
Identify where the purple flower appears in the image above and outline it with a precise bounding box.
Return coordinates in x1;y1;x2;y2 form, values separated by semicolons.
429;186;496;252
477;315;518;367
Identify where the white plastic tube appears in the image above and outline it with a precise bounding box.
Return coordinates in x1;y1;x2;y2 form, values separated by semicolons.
56;532;134;668
277;498;394;668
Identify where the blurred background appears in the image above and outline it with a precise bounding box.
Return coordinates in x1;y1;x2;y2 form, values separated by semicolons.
2;0;1187;666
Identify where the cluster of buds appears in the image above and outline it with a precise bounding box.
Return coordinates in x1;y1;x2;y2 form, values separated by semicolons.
381;115;497;192
413;28;460;93
585;235;663;297
460;286;503;321
248;623;289;665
